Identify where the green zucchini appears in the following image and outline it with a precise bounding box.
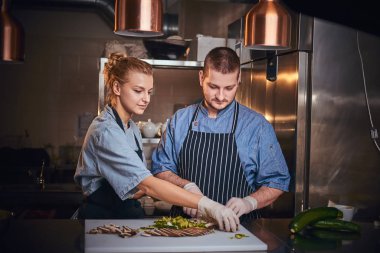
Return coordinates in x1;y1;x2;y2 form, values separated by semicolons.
289;207;343;233
311;219;361;232
309;228;361;241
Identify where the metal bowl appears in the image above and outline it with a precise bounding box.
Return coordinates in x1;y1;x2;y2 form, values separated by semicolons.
143;37;190;60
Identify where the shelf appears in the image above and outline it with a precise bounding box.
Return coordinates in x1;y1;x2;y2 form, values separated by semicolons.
142;138;160;144
142;59;203;68
100;58;203;69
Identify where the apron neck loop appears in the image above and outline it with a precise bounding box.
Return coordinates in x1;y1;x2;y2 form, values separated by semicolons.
188;103;201;132
111;106;126;132
189;101;239;134
231;101;239;134
111;106;143;161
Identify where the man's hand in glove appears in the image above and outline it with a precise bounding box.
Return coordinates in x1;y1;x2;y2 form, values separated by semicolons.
225;196;258;217
183;182;203;217
198;196;239;232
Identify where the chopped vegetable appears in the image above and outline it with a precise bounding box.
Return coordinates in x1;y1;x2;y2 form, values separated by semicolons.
235;233;249;239
146;216;209;230
230;233;249;239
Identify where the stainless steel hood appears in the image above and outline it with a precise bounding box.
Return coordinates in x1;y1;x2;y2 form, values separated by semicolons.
11;0;180;36
11;0;115;28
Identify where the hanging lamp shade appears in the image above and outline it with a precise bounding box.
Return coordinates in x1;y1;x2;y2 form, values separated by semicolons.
1;0;25;62
244;0;291;50
114;0;163;37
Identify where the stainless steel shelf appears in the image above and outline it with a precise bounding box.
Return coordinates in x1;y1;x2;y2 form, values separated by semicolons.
142;59;203;68
142;138;160;144
100;58;203;68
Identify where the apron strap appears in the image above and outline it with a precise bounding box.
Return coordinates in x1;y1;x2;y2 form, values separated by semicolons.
231;102;239;134
187;104;201;132
111;106;143;161
188;101;239;134
111;106;125;132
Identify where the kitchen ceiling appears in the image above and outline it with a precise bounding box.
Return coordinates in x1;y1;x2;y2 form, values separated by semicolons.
282;0;380;37
9;0;380;37
170;0;380;37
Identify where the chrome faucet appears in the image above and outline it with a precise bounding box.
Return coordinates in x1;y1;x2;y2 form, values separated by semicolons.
37;160;45;190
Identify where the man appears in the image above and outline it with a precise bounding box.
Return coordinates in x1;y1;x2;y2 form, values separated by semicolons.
151;47;290;220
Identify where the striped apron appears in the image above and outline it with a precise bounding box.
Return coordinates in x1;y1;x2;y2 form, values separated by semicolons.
171;102;259;221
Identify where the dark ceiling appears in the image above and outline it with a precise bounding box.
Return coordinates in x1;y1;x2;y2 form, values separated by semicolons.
282;0;380;37
9;0;380;37
227;0;380;37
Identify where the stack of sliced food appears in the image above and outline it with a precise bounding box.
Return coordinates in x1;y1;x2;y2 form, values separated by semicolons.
87;224;138;238
86;216;216;238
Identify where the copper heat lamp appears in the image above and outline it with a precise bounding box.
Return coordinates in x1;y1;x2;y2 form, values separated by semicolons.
244;0;291;50
114;0;163;37
1;0;24;62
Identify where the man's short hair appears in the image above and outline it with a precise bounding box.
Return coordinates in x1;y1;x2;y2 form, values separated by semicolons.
203;47;240;78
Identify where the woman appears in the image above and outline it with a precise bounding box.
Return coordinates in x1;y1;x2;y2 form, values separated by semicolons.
74;53;238;232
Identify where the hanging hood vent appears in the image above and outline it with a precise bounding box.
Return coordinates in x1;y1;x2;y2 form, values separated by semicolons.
11;0;178;36
12;0;115;28
1;0;25;62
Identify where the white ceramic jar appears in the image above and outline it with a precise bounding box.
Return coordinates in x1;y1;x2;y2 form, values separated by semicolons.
142;119;157;138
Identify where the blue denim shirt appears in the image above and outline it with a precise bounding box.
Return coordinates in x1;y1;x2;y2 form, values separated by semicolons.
74;105;151;200
151;100;290;192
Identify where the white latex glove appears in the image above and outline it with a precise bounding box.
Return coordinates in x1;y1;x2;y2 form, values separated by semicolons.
198;196;239;232
225;196;258;218
183;182;203;217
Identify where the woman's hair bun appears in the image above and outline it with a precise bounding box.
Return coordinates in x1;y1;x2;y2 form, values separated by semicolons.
106;53;127;72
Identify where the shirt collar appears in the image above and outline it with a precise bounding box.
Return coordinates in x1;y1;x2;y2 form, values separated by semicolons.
199;99;236;118
105;104;114;118
104;104;131;129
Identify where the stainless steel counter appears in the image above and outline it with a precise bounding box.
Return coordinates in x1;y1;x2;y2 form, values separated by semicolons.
0;218;378;253
248;219;380;253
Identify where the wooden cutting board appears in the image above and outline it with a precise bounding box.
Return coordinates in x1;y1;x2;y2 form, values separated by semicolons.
85;219;267;252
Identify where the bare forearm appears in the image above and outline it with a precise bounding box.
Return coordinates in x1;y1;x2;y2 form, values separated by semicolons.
155;170;190;188
137;176;200;209
250;186;283;209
